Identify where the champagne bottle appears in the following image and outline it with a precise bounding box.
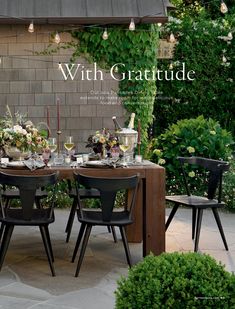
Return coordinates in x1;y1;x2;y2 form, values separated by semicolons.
112;116;123;131
128;113;135;129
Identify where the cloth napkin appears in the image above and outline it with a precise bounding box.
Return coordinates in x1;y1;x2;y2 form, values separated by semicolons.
23;159;45;171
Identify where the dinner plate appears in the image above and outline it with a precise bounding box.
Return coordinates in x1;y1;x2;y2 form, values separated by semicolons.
7;161;25;167
84;161;107;168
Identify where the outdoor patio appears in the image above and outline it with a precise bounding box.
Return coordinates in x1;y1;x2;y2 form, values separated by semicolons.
0;208;234;309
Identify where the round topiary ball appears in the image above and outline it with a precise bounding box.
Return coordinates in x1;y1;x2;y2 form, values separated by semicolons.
115;253;235;309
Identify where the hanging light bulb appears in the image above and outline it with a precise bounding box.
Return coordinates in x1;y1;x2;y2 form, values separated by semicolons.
54;32;61;44
58;62;62;70
220;1;228;14
28;21;34;33
169;33;176;43
102;28;108;40
169;62;174;70
129;18;135;31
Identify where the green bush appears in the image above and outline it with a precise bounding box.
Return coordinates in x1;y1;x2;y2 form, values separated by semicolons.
115;253;235;308
154;11;235;136
150;116;233;197
223;159;235;212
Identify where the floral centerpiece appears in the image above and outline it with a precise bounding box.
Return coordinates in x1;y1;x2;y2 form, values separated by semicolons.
86;128;119;158
0;106;48;160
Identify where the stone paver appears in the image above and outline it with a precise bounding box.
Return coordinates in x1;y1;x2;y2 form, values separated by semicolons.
0;208;234;308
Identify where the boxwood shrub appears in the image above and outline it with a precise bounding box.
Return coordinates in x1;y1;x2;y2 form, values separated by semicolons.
115;253;235;308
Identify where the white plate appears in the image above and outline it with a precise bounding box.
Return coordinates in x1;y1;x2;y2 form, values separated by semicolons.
7;161;25;167
84;161;106;167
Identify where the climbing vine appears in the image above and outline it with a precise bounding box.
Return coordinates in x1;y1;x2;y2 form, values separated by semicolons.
69;25;159;150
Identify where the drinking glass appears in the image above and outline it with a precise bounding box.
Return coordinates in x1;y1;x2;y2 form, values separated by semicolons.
119;144;130;165
64;136;74;154
48;138;57;153
42;148;51;166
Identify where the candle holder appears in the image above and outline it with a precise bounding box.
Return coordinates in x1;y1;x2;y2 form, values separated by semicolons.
57;130;62;154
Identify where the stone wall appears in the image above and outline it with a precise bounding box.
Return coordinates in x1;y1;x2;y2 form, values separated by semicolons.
0;24;126;152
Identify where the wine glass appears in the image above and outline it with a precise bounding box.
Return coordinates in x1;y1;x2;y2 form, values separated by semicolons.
64;136;74;154
48;138;57;153
119;144;130;165
42;148;50;166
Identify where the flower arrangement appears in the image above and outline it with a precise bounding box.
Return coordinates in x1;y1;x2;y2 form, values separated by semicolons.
0;106;48;154
86;128;119;155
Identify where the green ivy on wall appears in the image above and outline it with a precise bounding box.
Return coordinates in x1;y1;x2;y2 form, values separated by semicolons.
68;24;159;151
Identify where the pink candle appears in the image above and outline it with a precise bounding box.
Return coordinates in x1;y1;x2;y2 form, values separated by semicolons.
46;107;50;137
138;119;141;155
56;98;60;131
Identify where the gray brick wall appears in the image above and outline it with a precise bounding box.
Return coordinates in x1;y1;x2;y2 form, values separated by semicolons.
0;25;126;152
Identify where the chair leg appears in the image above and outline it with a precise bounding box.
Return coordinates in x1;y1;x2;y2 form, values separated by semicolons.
0;224;14;271
75;224;92;277
119;226;132;267
212;208;228;251
72;222;86;263
39;225;55;276
44;225;54;262
192;208;197;240
107;226;111;233
111;226;118;243
194;208;203;252
65;197;77;242
165;204;179;231
0;223;5;243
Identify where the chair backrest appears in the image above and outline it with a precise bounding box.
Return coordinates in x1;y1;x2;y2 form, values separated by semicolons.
0;172;58;220
178;157;229;201
74;173;139;222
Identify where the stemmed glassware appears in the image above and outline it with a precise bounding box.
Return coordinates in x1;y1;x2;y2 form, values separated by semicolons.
64;136;74;154
119;143;130;165
48;138;57;153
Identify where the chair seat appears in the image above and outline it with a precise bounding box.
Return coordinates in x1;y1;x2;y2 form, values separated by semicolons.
78;209;132;226
0;209;54;226
166;195;225;208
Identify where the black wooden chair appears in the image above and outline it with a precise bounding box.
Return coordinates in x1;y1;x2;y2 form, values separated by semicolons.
0;172;58;276
72;173;139;277
65;180;117;243
165;157;230;252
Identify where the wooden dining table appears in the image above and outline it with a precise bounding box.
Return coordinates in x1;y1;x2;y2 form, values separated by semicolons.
0;162;165;257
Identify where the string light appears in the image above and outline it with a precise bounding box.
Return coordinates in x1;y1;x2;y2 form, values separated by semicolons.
58;62;62;70
169;33;176;43
129;18;135;31
220;1;228;14
28;21;34;33
54;32;61;44
169;62;174;70
102;28;108;40
157;23;162;27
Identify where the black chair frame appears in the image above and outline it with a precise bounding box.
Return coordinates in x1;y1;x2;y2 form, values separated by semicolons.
0;172;58;276
165;156;230;252
72;173;139;277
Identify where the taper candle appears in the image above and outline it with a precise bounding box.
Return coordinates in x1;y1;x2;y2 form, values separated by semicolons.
56;98;60;131
46;107;50;137
138;118;141;155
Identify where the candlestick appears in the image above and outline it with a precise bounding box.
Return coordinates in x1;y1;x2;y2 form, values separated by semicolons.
57;130;62;154
56;98;60;132
46;107;50;138
137;118;141;155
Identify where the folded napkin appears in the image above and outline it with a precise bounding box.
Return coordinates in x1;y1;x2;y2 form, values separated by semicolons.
23;159;45;171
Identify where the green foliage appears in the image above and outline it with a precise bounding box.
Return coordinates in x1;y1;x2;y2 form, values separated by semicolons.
115;253;235;308
150;116;233;202
154;12;235;136
69;25;159;150
223;159;235;212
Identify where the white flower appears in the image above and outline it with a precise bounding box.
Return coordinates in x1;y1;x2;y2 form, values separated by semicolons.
188;171;195;178
187;146;195;153
158;158;166;165
210;130;216;135
13;125;24;133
